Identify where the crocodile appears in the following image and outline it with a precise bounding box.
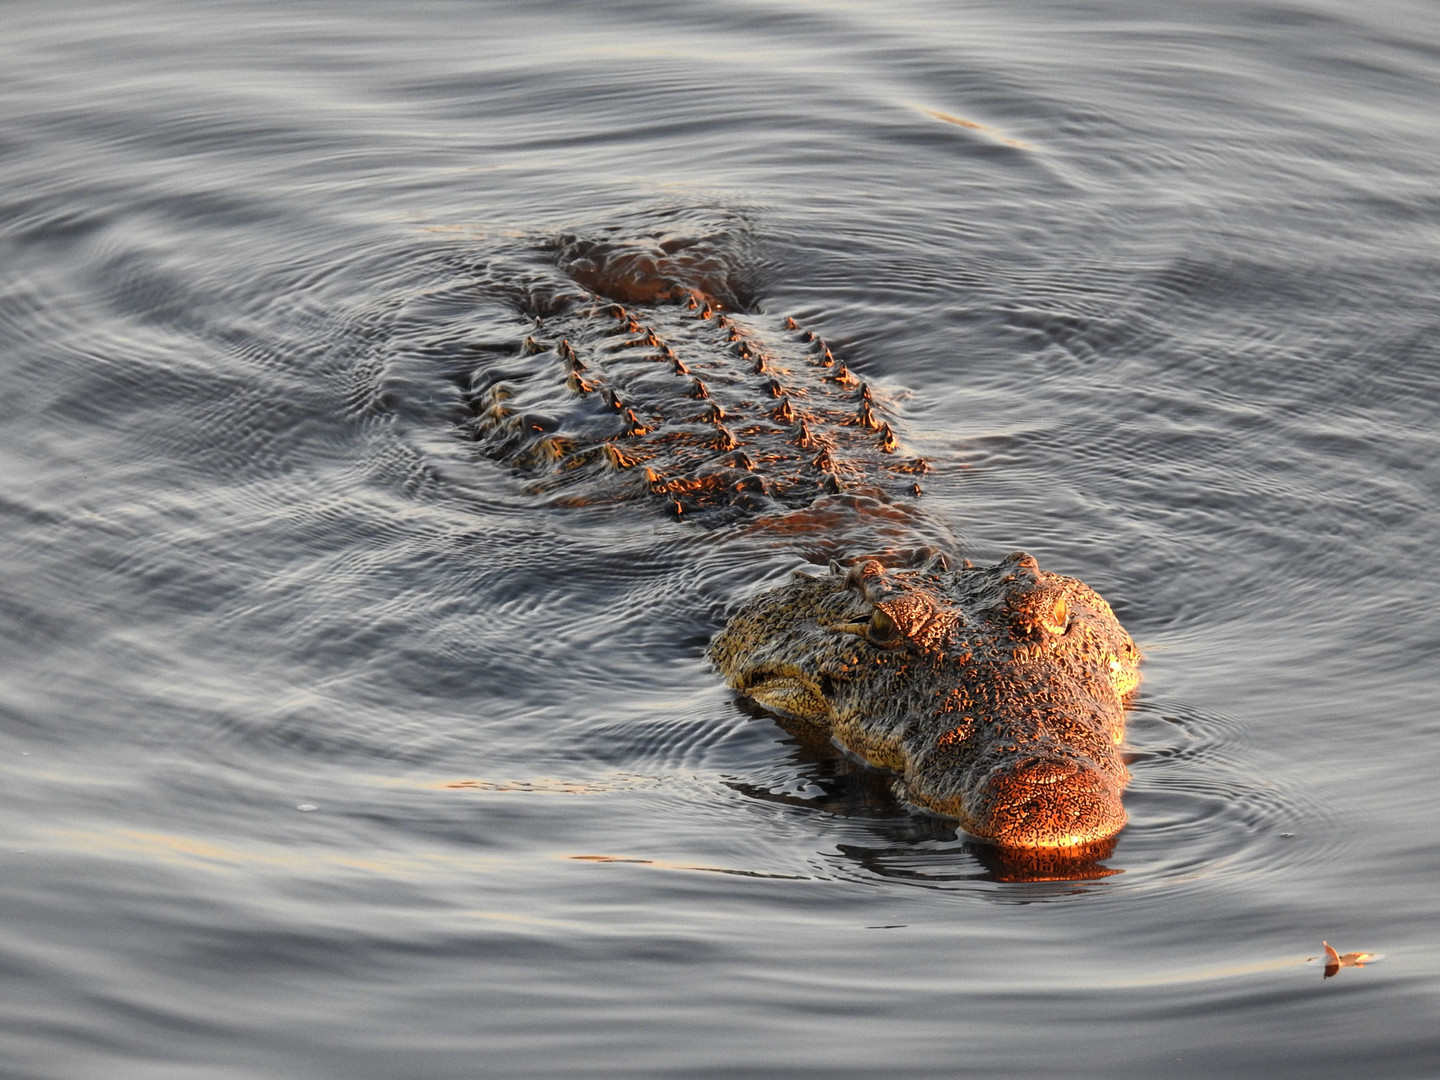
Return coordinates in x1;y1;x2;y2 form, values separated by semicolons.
463;225;1141;853
710;554;1140;851
465;230;930;518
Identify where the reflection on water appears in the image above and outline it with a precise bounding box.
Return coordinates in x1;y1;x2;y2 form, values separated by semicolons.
843;838;1122;887
3;0;1440;1076
724;700;1125;885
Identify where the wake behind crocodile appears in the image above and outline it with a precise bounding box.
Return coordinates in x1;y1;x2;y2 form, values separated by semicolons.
462;224;1141;863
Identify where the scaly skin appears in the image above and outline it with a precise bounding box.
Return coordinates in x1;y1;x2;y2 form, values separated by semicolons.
465;226;1141;853
709;553;1141;850
464;232;928;518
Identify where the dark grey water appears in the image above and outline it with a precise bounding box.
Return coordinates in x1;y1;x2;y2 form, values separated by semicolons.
4;1;1439;1076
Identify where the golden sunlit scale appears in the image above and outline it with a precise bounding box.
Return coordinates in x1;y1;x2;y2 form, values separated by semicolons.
710;553;1139;853
464;234;929;520
465;229;1140;865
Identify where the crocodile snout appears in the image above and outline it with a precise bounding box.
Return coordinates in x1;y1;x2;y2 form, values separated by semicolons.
965;756;1127;850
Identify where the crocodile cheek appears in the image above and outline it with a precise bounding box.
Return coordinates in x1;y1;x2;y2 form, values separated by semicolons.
740;674;835;724
1109;652;1142;701
963;758;1127;850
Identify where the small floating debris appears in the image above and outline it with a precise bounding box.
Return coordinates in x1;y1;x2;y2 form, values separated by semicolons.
295;803;318;813
918;107;1032;150
1308;940;1380;978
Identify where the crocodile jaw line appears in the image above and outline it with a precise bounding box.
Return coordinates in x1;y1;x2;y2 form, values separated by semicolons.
738;669;835;724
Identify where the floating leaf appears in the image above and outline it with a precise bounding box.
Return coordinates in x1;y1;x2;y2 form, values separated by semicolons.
1312;940;1380;978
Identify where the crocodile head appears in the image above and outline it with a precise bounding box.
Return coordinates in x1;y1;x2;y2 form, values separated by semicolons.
710;552;1140;851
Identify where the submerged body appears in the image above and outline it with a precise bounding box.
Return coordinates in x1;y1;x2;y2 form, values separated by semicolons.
464;229;929;518
467;225;1141;852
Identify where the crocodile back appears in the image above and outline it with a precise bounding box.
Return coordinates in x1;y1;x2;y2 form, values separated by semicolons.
463;232;929;518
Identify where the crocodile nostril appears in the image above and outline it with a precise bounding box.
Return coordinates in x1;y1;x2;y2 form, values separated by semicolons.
1011;758;1079;786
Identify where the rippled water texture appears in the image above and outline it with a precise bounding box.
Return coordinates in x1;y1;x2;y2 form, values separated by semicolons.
3;1;1439;1076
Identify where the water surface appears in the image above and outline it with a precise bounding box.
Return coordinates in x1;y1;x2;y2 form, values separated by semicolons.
3;1;1439;1076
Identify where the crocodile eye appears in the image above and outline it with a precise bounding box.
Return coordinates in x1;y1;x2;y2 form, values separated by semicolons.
866;608;903;647
1042;595;1069;635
